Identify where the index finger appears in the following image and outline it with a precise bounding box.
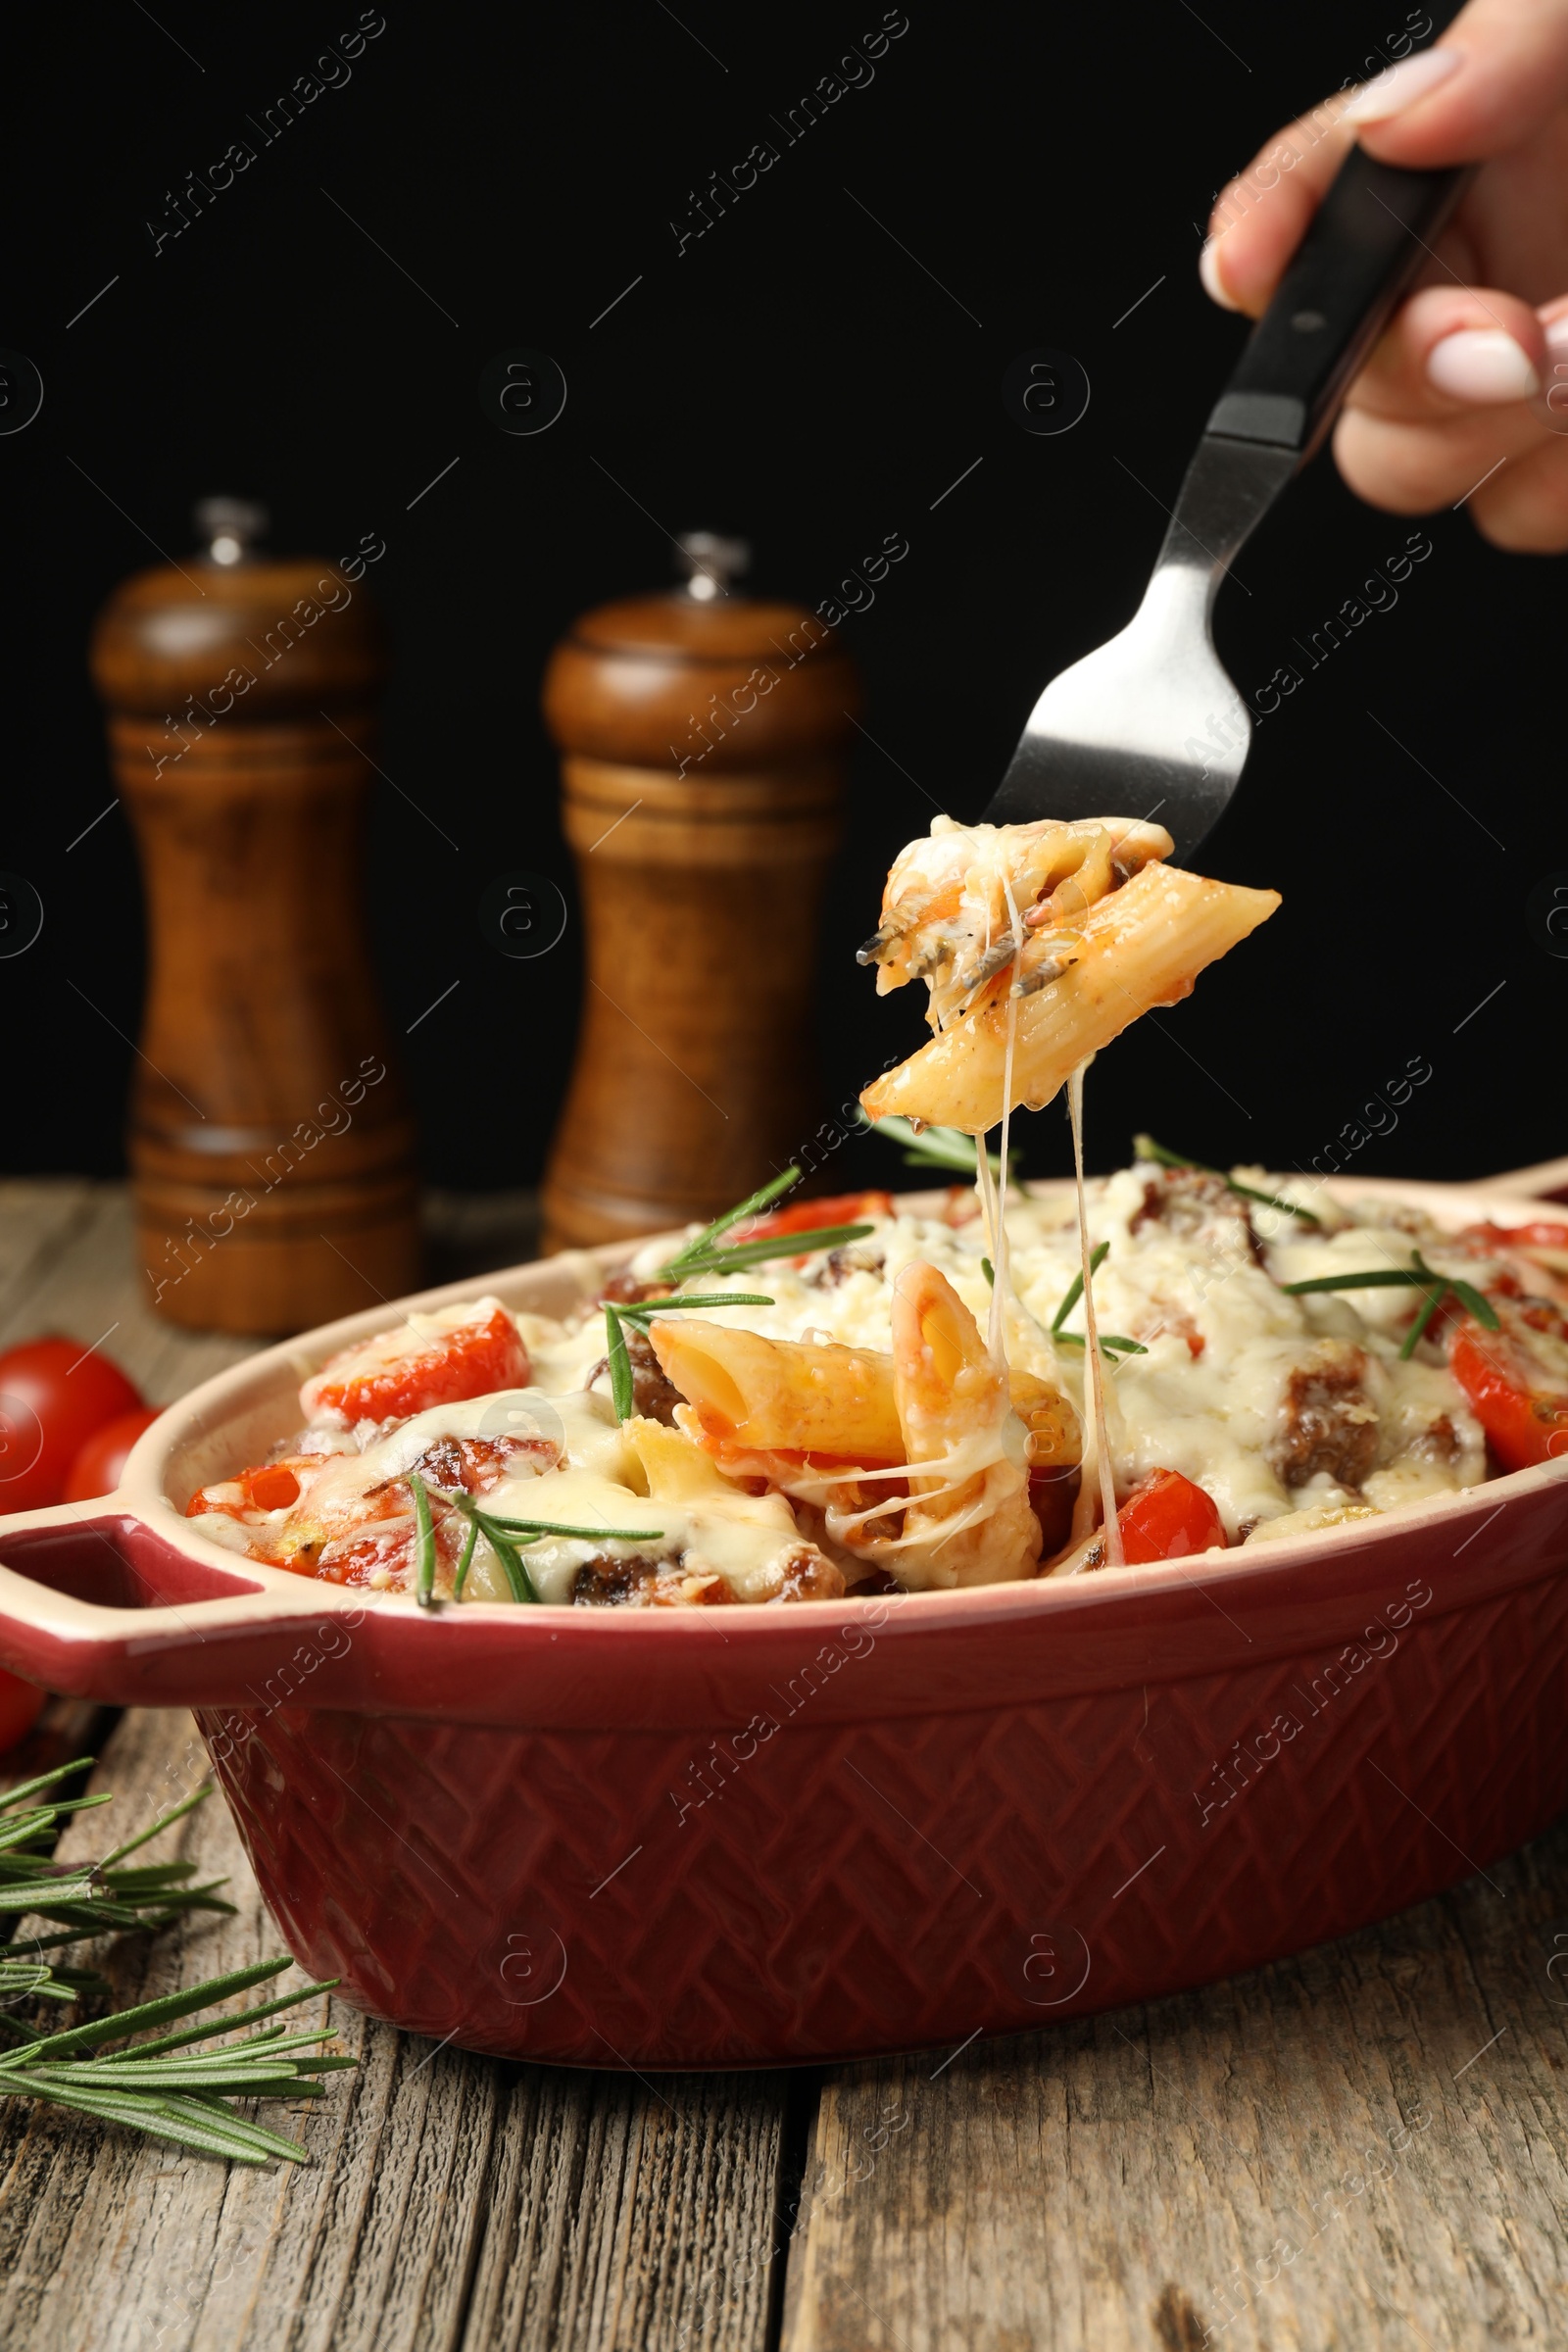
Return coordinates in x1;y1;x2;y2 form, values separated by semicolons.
1200;103;1358;318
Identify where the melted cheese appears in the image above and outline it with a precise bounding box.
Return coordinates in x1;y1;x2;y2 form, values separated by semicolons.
529;1165;1487;1544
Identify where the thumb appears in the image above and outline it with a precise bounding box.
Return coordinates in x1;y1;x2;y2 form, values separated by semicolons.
1348;0;1568;163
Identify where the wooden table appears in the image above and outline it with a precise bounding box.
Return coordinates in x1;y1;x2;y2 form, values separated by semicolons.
3;1180;1568;2350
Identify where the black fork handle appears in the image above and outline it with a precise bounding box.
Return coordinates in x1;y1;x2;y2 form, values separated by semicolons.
1206;144;1470;461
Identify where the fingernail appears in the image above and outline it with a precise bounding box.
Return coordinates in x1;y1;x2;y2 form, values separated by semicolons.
1342;46;1462;124
1544;314;1568;354
1426;328;1541;403
1199;238;1241;313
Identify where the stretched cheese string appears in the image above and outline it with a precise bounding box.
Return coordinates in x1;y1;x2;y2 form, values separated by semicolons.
986;870;1026;1367
1068;1062;1123;1568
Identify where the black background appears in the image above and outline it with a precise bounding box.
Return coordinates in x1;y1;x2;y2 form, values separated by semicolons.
4;0;1560;1198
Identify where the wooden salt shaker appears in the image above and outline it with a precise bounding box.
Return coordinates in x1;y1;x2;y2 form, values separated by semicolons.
540;535;859;1250
89;499;420;1333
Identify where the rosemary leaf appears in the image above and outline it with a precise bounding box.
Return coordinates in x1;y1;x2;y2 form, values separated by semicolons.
1443;1274;1501;1330
1279;1267;1435;1295
96;1785;215;1872
617;1293;775;1324
981;1257;994;1288
0;1761;98;1812
859;1110;1016;1180
1051;1240;1109;1335
408;1469;437;1609
1134;1134;1321;1223
482;1518;664;1541
603;1304;635;1422
433;1491;544;1604
475;1514;541;1606
664;1228;872;1279
1054;1332;1149;1358
664;1167;802;1273
452;1510;480;1601
1399;1286;1446;1361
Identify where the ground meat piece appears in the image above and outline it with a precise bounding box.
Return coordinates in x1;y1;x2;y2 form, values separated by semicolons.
625;1328;683;1423
364;1433;552;1500
581;1328;683;1424
571;1554;664;1605
1132;1168;1260;1261
808;1245;886;1289
1269;1342;1380;1490
599;1274;674;1306
1411;1413;1461;1464
772;1544;847;1601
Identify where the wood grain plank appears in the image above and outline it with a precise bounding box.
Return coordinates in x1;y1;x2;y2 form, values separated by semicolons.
780;1824;1568;2351
0;1707;788;2352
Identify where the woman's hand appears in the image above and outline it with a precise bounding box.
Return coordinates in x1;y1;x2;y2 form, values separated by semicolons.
1200;0;1568;550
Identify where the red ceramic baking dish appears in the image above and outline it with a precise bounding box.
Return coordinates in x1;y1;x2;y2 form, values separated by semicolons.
1;1172;1565;2071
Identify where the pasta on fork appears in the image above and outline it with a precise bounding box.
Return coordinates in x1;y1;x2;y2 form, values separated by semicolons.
858;814;1277;1135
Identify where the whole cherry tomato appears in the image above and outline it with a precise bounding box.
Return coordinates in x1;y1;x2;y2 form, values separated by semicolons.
64;1405;161;1503
0;1671;45;1753
0;1337;143;1515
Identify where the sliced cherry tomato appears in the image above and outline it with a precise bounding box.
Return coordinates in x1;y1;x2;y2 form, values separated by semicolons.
300;1305;528;1425
1455;1220;1568;1254
741;1190;895;1241
1117;1469;1227;1565
0;1670;45;1753
1450;1322;1568;1473
64;1405;161;1503
0;1337;144;1514
186;1459;308;1519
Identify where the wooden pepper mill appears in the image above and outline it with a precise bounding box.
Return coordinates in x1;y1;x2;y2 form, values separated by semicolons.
540;535;859;1250
90;498;421;1334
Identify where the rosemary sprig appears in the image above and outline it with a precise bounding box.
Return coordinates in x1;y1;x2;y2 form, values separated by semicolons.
662;1166;802;1276
859;1111;1017;1182
434;1489;542;1605
1134;1134;1321;1224
0;1772;232;1937
408;1469;437;1609
1278;1249;1500;1359
0;1955;352;2164
0;1770;356;2159
1052;1240;1110;1335
1054;1332;1149;1357
1043;1240;1148;1358
662;1227;873;1281
604;1302;635;1421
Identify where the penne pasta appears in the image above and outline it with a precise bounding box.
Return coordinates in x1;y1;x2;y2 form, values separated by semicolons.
860;861;1278;1135
881;1262;1042;1587
646;1320;905;1463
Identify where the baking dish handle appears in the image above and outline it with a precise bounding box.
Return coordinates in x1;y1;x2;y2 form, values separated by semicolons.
0;1503;368;1707
1472;1154;1568;1203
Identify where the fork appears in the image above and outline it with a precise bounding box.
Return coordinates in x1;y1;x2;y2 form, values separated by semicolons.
984;144;1469;860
